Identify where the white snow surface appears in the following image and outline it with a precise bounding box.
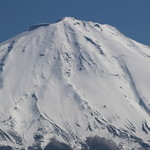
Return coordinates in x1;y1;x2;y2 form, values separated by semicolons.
0;17;150;149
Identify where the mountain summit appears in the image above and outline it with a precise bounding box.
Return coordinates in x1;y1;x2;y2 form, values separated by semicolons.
0;17;150;150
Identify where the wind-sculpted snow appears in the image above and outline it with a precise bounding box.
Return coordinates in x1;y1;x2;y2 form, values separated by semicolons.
119;59;150;115
0;40;15;89
0;17;150;149
26;24;50;31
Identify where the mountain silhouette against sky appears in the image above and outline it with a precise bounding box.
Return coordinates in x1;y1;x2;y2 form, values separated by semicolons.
0;17;150;150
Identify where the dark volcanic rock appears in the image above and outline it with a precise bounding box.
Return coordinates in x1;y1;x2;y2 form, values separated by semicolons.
44;139;73;150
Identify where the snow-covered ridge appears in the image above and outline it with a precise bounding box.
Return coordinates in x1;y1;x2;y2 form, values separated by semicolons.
0;17;150;150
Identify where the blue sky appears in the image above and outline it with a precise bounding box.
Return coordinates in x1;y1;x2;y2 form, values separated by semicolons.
0;0;150;45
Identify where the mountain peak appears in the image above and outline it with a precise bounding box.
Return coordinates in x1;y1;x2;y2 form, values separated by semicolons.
26;17;78;32
57;16;77;22
0;18;150;150
62;16;77;21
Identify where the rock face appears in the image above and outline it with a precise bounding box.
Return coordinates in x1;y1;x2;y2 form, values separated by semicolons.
0;17;150;150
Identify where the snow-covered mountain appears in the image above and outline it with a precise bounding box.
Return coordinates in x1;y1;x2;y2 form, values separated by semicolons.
0;17;150;150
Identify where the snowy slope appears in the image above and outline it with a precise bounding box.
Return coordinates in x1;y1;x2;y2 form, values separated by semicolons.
0;17;150;149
